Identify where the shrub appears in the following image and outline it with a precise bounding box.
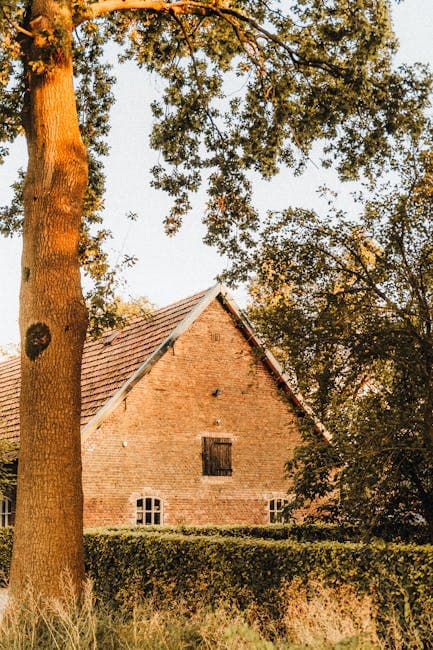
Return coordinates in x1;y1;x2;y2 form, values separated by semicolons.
84;530;433;626
2;577;432;648
281;579;380;648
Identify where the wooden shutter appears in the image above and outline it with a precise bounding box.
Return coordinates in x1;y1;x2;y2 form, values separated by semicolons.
202;437;212;475
202;437;232;476
213;438;232;475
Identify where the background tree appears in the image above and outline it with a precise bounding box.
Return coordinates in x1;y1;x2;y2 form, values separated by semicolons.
243;136;433;536
0;0;431;596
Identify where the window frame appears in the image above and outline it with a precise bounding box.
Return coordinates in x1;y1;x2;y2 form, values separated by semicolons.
136;497;163;526
0;496;13;527
269;497;290;523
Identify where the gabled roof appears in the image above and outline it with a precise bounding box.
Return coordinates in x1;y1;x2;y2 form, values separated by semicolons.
0;284;330;444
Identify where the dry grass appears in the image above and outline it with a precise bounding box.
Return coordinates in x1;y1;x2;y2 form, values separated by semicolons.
0;581;275;649
279;579;380;649
278;579;433;649
0;578;431;649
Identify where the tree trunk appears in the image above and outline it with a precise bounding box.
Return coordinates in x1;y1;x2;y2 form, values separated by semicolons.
9;0;88;598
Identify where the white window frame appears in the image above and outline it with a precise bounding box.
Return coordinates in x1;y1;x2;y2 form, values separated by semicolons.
136;497;163;525
0;497;12;527
269;497;290;523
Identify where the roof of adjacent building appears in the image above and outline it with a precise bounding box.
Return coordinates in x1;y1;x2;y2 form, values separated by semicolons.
0;284;330;445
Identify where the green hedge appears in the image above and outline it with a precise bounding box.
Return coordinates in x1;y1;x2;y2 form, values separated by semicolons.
103;522;432;544
1;527;433;629
83;530;433;624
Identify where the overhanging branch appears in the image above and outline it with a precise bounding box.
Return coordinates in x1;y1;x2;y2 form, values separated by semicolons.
84;0;177;20
82;0;231;21
79;0;347;77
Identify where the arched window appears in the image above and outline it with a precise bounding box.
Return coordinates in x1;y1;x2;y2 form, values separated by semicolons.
269;498;290;523
136;497;163;525
0;497;12;527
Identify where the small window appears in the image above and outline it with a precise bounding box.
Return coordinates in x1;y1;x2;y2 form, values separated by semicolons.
0;497;13;527
136;497;162;525
269;498;289;523
202;437;232;476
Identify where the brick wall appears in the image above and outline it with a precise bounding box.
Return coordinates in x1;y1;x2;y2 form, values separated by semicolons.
82;299;302;526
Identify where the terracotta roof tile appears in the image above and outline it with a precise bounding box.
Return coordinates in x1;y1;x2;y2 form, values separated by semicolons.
0;289;208;443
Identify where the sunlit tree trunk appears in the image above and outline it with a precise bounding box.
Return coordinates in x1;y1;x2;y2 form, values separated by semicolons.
9;0;88;598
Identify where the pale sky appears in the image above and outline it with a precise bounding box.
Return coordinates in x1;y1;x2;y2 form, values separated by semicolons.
0;1;432;347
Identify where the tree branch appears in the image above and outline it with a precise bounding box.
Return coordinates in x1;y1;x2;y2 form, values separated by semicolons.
171;13;226;146
0;6;33;39
84;0;174;20
13;23;33;38
313;239;424;344
80;0;348;77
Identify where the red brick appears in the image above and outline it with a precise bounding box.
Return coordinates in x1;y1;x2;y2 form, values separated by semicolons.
82;300;301;526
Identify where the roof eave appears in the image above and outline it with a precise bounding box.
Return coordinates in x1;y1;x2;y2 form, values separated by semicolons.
217;288;332;443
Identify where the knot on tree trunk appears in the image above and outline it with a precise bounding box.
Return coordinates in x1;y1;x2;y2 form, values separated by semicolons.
25;322;52;360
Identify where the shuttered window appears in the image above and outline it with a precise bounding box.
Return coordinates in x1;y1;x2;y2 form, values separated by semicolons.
202;437;232;476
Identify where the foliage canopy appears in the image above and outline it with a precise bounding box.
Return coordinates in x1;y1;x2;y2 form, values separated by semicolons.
1;0;431;282
244;136;433;533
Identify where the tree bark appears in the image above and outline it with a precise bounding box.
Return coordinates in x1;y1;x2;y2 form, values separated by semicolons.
9;0;88;598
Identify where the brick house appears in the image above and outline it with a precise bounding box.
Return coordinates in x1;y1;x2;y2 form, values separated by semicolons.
0;284;326;527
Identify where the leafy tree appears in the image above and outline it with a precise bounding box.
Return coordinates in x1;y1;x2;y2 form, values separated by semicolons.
87;293;153;336
107;294;153;319
0;0;430;596
244;136;433;536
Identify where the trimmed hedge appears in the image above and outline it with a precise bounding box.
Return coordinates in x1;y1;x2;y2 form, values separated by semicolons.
1;526;433;630
103;522;433;544
83;530;433;619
